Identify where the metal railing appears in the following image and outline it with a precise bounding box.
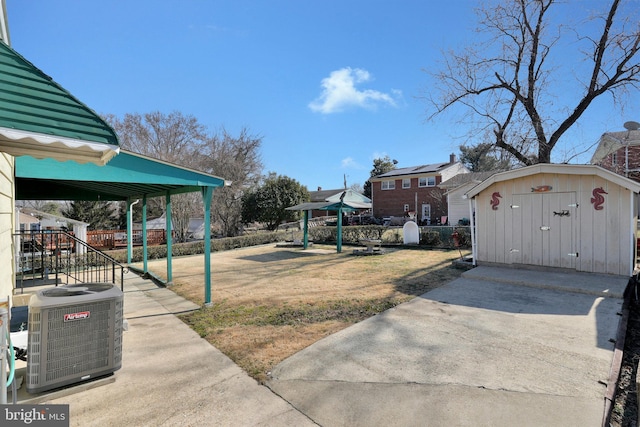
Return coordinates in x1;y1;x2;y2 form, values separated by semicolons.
14;229;127;293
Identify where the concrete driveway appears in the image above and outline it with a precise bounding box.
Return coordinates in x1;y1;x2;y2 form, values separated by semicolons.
267;266;628;427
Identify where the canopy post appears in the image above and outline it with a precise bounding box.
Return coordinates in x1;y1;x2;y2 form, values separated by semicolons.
303;210;309;249
165;192;173;283
336;207;343;253
142;195;148;273
202;187;214;306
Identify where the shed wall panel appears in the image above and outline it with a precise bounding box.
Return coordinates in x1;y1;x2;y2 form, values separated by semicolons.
475;171;635;275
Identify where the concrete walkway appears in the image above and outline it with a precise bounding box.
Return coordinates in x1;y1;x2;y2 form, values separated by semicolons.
267;266;628;427
39;272;314;427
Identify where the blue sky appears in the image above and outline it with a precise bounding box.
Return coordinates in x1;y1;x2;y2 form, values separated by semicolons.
6;1;639;191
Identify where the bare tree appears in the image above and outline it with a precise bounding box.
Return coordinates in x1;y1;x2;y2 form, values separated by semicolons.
427;0;640;165
196;127;263;237
105;112;209;241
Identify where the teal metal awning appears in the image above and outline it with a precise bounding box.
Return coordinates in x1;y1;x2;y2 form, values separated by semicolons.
15;150;228;306
15;150;226;200
0;41;119;164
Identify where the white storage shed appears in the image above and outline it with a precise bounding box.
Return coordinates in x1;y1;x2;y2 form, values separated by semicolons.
466;164;640;276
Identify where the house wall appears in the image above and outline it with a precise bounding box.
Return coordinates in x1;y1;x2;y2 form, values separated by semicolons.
596;145;640;182
372;175;446;222
475;171;636;276
447;182;475;225
0;153;14;299
440;162;468;182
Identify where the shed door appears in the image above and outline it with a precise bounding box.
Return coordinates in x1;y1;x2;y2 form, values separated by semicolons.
510;192;577;269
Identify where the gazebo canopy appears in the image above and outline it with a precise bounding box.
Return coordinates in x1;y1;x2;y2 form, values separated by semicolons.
286;190;372;253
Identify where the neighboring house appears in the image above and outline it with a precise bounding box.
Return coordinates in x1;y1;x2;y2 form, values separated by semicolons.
17;207;89;236
466;164;640;276
438;171;497;226
590;128;640;182
308;187;371;219
369;154;469;224
132;212;174;230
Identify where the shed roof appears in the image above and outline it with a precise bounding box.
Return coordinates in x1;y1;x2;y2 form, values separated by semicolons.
309;188;344;202
15;150;227;201
0;41;119;164
466;163;640;198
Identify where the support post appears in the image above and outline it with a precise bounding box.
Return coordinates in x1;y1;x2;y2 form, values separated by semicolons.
166;192;173;283
303;210;309;249
202;187;213;306
142;195;148;273
336;207;343;253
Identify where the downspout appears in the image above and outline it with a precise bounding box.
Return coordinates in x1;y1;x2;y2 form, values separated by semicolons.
630;190;636;277
127;199;140;264
468;195;477;266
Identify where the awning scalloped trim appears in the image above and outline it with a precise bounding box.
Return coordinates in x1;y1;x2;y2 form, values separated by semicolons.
0;126;119;165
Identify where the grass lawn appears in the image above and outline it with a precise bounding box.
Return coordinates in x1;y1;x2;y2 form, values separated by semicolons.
138;244;470;383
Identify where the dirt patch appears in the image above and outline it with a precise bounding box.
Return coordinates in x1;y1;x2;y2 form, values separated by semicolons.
138;244;468;382
611;297;640;426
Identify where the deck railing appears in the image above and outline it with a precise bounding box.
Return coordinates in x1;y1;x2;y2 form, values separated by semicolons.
14;229;127;292
86;229;166;250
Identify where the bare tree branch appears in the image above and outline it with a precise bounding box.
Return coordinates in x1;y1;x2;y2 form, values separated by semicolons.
424;0;640;165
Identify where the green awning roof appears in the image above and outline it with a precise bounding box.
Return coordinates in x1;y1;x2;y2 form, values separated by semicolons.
15;150;228;201
0;41;119;164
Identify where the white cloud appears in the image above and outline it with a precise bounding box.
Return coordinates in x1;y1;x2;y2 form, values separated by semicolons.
341;157;363;169
309;67;400;114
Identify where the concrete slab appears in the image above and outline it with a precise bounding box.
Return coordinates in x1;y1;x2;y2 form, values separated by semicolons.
463;265;629;298
31;272;313;427
267;266;625;426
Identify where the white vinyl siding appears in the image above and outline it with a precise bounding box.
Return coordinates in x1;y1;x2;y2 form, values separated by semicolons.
0;153;14;299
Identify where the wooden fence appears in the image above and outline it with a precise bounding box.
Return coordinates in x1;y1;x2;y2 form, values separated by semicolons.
87;229;166;250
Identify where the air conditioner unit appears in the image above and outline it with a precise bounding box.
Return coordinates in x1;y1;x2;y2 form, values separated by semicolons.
26;283;124;394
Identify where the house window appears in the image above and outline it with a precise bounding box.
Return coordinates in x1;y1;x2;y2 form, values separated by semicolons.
612;153;617;165
418;176;436;187
403;204;410;212
381;180;395;190
402;178;411;189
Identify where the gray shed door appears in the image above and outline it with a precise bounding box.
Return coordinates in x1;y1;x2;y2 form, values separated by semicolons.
510;192;577;269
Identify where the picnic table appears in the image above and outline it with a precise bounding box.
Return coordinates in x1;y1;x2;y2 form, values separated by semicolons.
359;239;382;253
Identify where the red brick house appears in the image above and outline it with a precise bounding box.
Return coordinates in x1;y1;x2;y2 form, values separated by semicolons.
369;154;469;224
590;128;640;182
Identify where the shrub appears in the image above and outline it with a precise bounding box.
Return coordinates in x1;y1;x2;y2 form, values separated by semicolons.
106;231;290;263
420;229;442;246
